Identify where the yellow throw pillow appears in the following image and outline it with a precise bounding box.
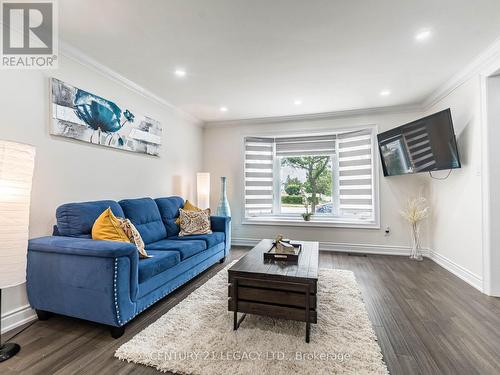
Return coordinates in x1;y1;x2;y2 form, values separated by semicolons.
175;200;201;225
92;208;130;243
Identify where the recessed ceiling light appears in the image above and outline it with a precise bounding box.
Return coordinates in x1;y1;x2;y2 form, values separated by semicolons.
174;69;186;77
294;99;303;106
220;106;228;112
415;29;432;42
380;90;391;96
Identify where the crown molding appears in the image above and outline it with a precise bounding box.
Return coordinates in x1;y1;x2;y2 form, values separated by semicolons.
203;103;422;128
59;40;203;127
422;36;500;110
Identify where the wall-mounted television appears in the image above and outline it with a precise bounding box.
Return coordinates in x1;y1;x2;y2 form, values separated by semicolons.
377;109;461;177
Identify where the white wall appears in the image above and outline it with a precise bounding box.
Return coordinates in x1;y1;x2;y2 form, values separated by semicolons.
203;111;430;251
424;77;484;289
484;74;500;295
0;55;204;332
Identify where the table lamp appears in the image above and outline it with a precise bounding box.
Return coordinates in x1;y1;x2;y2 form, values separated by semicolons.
0;140;35;362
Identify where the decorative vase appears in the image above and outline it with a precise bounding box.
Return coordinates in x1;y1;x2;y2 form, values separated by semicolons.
216;177;231;217
409;222;423;261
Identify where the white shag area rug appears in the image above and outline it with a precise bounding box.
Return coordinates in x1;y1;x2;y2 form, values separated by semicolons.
116;263;388;375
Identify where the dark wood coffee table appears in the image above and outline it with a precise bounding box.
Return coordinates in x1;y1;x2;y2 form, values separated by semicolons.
228;239;319;342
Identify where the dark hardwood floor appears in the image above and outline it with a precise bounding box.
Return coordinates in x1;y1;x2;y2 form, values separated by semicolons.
1;247;499;375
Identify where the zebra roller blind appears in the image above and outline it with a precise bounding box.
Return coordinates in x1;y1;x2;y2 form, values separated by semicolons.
275;135;336;157
244;128;375;220
337;129;374;218
244;137;274;216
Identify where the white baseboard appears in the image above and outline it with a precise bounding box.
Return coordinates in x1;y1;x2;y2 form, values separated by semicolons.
232;237;414;256
232;238;484;292
318;242;413;256
426;249;483;291
1;304;37;335
232;238;262;248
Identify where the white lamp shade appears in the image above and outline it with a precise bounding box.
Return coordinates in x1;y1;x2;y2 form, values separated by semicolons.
196;172;210;209
0;140;35;288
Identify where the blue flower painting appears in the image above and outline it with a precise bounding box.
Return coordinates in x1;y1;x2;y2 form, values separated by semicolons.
50;78;162;156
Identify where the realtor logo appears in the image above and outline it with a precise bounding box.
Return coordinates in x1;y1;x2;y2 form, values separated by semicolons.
1;0;58;68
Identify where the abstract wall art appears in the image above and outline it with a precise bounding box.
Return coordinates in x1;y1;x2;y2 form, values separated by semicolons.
50;78;162;156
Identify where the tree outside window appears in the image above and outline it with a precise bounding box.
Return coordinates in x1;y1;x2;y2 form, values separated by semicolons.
280;156;333;215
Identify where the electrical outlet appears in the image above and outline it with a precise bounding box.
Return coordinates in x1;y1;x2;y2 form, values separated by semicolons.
384;226;390;236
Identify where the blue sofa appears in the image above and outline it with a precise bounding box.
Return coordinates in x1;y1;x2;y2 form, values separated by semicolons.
27;196;231;338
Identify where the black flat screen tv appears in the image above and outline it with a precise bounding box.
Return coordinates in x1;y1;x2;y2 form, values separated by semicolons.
377;109;461;177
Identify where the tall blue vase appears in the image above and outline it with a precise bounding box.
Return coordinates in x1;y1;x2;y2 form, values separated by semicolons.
216;177;231;217
216;177;231;253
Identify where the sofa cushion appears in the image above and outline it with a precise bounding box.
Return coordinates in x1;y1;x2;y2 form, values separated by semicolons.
155;196;184;237
119;198;166;244
168;232;225;248
56;200;124;237
138;250;180;283
146;239;207;260
137;243;225;299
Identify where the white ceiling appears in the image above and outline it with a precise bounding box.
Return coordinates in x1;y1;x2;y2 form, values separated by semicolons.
59;0;500;122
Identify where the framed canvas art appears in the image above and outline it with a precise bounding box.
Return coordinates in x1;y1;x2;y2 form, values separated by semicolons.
50;78;162;156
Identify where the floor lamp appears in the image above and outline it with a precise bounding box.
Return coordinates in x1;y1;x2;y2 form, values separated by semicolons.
197;172;210;209
0;140;35;362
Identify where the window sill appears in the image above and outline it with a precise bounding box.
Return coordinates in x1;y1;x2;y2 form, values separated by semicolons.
242;216;380;229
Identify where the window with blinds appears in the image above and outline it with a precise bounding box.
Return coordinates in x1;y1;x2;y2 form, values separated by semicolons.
244;127;378;225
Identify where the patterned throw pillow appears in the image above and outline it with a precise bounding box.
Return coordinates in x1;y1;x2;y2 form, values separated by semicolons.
175;200;201;225
178;208;212;236
118;218;150;259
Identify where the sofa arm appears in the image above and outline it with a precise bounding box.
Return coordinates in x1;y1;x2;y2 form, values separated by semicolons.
27;236;139;327
210;216;231;255
28;236;138;258
210;216;230;232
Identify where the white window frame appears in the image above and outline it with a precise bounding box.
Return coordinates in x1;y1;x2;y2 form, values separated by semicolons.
242;125;380;229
